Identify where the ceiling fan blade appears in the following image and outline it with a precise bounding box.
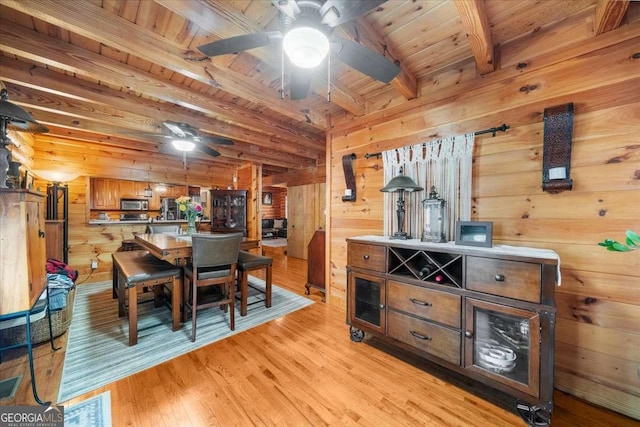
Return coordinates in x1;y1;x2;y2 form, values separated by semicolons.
163;121;197;137
198;135;234;146
331;36;400;83
271;0;300;19
196;144;221;158
320;0;386;27
289;66;312;100
197;31;282;57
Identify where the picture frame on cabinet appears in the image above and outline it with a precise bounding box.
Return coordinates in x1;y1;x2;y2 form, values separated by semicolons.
455;221;493;247
262;192;272;205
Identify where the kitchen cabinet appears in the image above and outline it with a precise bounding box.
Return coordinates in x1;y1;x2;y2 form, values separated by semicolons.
90;178;119;209
0;190;47;315
210;189;247;236
347;236;558;425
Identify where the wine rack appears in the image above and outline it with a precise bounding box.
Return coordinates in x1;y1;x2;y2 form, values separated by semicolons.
388;246;463;288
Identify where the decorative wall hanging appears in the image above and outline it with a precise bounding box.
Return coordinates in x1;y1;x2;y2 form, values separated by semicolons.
342;153;356;202
542;103;574;193
381;133;475;241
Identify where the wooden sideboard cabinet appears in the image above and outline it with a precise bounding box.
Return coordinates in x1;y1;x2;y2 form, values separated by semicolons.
0;190;48;315
347;236;559;425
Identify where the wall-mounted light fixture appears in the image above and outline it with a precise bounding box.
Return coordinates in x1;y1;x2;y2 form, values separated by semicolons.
542;103;574;193
380;168;424;240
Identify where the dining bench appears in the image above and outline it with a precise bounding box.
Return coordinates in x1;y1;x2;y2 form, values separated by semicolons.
112;250;182;345
236;251;272;316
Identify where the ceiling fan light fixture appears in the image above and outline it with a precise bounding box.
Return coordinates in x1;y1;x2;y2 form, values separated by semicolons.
171;139;196;151
283;26;329;69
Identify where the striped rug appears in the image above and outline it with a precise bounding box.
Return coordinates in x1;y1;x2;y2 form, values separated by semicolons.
57;279;313;403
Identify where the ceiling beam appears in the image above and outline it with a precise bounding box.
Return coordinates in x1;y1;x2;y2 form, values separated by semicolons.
1;0;328;130
0;59;323;162
0;21;325;149
157;0;367;116
595;0;629;35
453;0;495;75
339;18;418;99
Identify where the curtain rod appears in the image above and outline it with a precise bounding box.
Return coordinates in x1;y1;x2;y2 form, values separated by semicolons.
363;123;509;159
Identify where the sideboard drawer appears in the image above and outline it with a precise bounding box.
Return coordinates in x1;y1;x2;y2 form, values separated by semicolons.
387;280;461;328
388;310;461;365
466;256;541;303
348;243;386;272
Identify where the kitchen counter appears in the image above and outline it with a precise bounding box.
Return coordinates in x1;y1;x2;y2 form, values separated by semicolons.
88;219;211;225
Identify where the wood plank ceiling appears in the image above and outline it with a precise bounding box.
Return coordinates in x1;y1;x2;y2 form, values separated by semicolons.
0;0;630;178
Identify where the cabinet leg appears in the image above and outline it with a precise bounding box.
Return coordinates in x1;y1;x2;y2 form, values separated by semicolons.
516;400;551;427
304;284;310;295
349;326;365;342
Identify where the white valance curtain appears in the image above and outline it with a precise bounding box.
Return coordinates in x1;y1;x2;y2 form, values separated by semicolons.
382;133;475;241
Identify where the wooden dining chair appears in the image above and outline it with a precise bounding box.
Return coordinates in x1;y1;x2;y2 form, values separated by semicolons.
183;233;243;341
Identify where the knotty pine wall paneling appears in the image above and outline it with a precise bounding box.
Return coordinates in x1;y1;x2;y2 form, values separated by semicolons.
261;187;287;218
327;28;640;418
27;141;236;283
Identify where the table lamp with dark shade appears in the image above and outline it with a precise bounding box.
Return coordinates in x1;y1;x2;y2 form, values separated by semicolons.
0;88;49;188
380;168;424;240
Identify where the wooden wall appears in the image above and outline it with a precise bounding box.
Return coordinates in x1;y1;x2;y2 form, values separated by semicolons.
17;139;237;283
327;24;640;419
261;187;287;218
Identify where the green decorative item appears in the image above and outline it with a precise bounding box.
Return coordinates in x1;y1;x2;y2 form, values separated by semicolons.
598;230;639;252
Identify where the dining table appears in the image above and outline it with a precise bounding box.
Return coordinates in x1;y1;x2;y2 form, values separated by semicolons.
134;232;260;323
134;232;260;265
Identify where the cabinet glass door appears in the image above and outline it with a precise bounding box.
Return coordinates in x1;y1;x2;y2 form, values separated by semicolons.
211;195;228;228
465;298;540;397
229;195;246;229
348;271;385;333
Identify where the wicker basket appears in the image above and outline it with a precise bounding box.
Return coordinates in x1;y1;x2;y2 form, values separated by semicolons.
0;287;76;346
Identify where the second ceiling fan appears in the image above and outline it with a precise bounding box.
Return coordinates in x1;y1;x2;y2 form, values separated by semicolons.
196;0;400;100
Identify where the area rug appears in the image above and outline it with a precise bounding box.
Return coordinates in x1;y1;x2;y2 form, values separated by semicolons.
65;391;111;427
58;279;312;403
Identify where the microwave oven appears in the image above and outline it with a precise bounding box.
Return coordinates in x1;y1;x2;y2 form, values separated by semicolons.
120;198;149;211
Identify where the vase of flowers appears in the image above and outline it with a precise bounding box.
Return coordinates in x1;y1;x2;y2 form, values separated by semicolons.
176;196;202;235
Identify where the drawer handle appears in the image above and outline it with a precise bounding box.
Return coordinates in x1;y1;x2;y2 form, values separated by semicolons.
363;255;370;260
465;331;474;338
410;298;432;307
494;274;505;282
409;330;431;341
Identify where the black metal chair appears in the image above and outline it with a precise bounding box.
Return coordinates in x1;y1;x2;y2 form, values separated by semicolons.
183;233;243;341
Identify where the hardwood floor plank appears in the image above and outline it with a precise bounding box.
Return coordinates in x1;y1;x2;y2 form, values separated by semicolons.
1;252;637;426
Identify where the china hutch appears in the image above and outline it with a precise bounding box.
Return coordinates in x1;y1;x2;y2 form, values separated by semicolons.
347;236;559;425
210;189;248;236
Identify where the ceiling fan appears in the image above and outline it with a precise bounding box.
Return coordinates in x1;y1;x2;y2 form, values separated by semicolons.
196;0;400;100
134;121;233;158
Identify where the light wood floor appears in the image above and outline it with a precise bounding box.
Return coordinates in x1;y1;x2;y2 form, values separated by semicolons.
1;248;636;426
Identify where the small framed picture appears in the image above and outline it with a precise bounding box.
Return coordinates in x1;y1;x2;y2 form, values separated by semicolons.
455;221;493;247
262;192;272;205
